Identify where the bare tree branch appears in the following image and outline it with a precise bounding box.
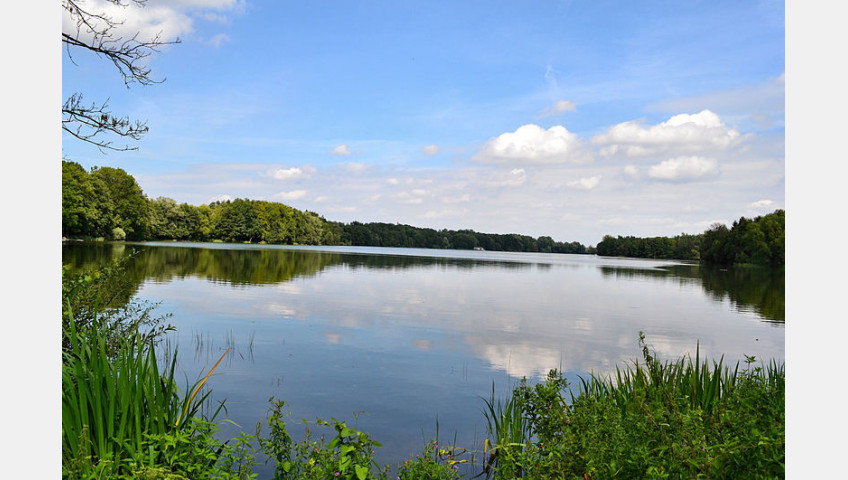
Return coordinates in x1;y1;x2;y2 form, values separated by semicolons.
63;93;149;152
62;0;180;151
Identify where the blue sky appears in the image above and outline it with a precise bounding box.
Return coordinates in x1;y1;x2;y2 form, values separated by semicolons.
61;0;785;245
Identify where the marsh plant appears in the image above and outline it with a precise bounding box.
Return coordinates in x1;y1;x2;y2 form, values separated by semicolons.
476;332;785;479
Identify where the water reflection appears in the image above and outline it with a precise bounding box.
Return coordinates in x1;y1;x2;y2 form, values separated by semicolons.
63;241;785;378
64;242;784;324
599;264;784;322
62;241;784;472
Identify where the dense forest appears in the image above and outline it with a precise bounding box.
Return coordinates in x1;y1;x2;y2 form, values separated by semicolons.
595;210;784;266
62;161;589;254
63;161;783;265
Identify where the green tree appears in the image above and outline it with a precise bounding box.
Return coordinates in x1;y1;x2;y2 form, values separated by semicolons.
62;160;114;238
90;166;150;239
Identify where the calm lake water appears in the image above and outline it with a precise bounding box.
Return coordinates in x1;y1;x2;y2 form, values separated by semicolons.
62;241;784;475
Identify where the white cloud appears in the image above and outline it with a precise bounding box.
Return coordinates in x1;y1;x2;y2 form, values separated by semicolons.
339;162;368;174
486;168;527;187
649;73;785;129
273;190;307;201
747;199;777;209
208;194;232;203
623;165;639;178
648;156;719;182
266;166;311;181
421;144;440;155
206;33;230;47
330;144;353;156
62;0;243;50
396;192;424;204
422;208;470;219
592;110;744;157
536;99;577;118
441;193;471;204
473;124;593;165
567;176;601;190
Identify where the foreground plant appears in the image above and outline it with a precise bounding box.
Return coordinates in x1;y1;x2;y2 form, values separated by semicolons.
61;311;235;478
490;333;786;479
256;398;390;480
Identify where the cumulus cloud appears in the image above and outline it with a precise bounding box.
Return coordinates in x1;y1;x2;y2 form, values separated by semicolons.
647;156;719;182
329;144;353;156
265;166;314;181
649;73;785;129
473;124;592;165
592;110;744;157
566;176;601;190
536;99;577;118
421;144;440;155
273;190;307;201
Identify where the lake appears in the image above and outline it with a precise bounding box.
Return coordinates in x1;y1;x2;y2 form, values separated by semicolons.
62;241;784;475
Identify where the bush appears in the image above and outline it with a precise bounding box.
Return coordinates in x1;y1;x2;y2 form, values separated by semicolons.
112;226;127;240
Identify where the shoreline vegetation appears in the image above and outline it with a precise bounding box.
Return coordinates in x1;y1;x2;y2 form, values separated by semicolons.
62;260;785;479
63;161;784;267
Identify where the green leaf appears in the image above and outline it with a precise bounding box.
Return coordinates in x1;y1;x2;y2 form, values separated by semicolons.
355;464;369;480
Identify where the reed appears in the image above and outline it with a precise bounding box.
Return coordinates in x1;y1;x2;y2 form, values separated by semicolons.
61;313;225;476
480;383;533;478
575;333;748;417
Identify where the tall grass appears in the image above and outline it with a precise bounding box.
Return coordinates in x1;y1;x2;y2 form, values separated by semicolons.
480;383;533;478
61;312;226;477
576;335;731;415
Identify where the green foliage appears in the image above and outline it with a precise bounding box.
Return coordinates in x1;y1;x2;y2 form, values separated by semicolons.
338;222;587;254
91;166;152;240
62;256;173;356
481;334;786;479
596;232;702;261
61;309;226;478
596;210;784;266
63;162;588;252
480;384;533;478
396;440;465;480
255;399;390;480
62;160;115;238
700;210;785;266
130;418;259;480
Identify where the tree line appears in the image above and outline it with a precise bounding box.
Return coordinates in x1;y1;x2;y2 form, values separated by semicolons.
596;209;784;266
62;161;590;253
63;160;783;264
